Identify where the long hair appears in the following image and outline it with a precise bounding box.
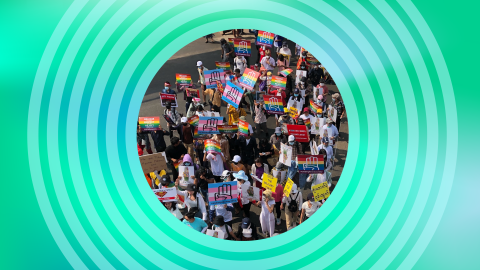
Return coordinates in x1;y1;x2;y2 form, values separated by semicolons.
162;201;176;211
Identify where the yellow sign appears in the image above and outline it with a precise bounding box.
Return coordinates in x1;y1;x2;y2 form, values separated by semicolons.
312;182;330;202
262;173;277;191
288;106;298;118
283;178;294;197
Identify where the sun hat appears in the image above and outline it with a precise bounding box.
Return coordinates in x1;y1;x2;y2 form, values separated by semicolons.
288;135;295;142
220;170;230;180
196;61;203;67
232;155;241;163
274;127;282;133
181;117;188;123
214;215;225;226
233;170;248;181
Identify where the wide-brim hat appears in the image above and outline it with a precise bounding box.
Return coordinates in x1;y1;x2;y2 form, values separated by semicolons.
233;170;248;181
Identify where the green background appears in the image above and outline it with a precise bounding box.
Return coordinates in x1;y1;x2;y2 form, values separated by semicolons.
1;0;479;269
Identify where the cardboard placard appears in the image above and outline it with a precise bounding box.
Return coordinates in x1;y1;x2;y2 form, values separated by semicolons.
153;188;177;202
139;153;168;174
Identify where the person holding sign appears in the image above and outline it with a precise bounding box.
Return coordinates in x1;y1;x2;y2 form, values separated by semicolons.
322;118;339;144
161;81;176;95
255;189;276;237
300;193;321;224
175;184;207;222
211;215;239;241
163;197;184;221
234;170;252;218
281;183;303;231
272;181;284;225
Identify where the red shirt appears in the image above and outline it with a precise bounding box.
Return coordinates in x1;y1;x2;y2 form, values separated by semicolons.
259;47;266;62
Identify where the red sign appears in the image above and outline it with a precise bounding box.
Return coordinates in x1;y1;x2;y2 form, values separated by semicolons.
159;93;177;107
286;124;309;142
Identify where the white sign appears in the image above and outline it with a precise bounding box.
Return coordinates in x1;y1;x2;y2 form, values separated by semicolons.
178;166;194;189
279;143;292;166
153;188;177;202
206;229;225;239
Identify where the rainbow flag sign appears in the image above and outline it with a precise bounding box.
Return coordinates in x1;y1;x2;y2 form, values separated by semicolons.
222;81;245;108
208;181;238;206
270;75;287;90
238;68;260;91
263;95;284;115
188;115;199;126
297;154;324;174
280;68;293;77
228;38;235;49
234;39;251;56
218;125;238;134
238;120;249;136
176;73;191;86
198;116;223;134
310;100;323;114
193;127;207;139
256;31;274;47
204;69;226;89
205;139;222;154
138;117;160;131
307;57;320;65
304;118;311;128
215;61;231;71
173;159;182;171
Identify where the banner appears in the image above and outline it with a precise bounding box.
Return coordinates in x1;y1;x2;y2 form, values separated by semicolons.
238;68;260;91
186;88;200;98
193;127;207;139
262;173;277;191
295;70;307;84
153;188;177;202
279;68;293;77
297;154;324;174
311;117;325;135
218;125;238;134
283;178;294;197
309;100;323;114
263;95;284;115
198;116;223;134
215;61;231;71
307;57;320;65
159;93;177;107
312;182;330;202
204;69;226;89
286;125;309;142
238;120;249;136
221;81;245;108
138;117;160;131
139;153;169;174
208;181;238;205
256;30;274;47
175;73;191;86
178;166;195;189
271;75;287;90
234;39;251;56
327;105;337;122
242;185;260;201
279;143;292;166
204;139;221;154
187;115;199;126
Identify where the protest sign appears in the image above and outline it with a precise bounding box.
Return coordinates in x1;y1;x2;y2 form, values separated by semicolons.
138;117;160;131
283;178;294;197
198;116;223;134
163;114;175;125
311;117;324;135
222;81;245;108
327;105;337;122
242;185;260;201
204;69;226;89
238;120;249;136
263;95;284;115
286;124;309;142
187;115;199;126
216;80;224;93
279;143;292;166
139;153;168;174
272;168;287;184
205;139;221;154
206;229;225;239
234;39;251;56
256;31;274;47
208;181;238;205
271;75;287;90
186;88;200;98
176;73;191;86
288;106;299;118
279;68;293;77
296;70;307;84
193;127;207;139
159;93;177;107
307;57;320;65
153;188;177;202
238;68;260;91
178;166;194;189
309;100;323;114
218;125;238;134
312;182;330;202
287;99;303;115
262;173;277;191
228;38;235;49
215;61;231;71
297;155;324;174
310;140;319;155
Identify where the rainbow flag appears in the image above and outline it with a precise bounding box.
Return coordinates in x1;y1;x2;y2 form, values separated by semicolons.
176;73;191;86
263;95;284;115
215;61;231;71
304;118;311;128
271;75;286;90
238;120;249;136
228;38;235;49
234;39;251;56
238;68;260;91
205;139;221;154
307;57;320;65
280;68;293;77
256;31;274;47
218;125;238;133
297;154;324;174
138;117;160;131
310;100;323;114
173;160;182;171
188;115;199;126
193;127;206;139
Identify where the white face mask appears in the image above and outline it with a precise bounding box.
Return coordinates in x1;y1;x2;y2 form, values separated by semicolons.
266;56;270;59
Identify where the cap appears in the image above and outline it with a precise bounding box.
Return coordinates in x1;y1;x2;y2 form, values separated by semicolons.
239;116;246;121
290;183;298;193
220;170;230;179
233;170;248;181
196;61;203;67
213;215;225;226
186;184;196;191
232;155;241;163
165;82;171;86
160;176;170;186
274;127;282;133
288;135;295;142
241;218;251;229
322;137;329;143
307;193;314;202
317;95;323;100
327;118;334;123
303;107;310;112
181;117;188;123
266;71;272;76
320;83;325;86
294;89;300;94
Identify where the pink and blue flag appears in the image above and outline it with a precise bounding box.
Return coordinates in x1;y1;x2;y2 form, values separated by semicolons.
222;81;245;108
208;182;238;205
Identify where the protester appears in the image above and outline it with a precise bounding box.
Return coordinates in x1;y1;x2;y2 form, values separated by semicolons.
197;61;209;104
234;55;247;75
176;184;208;221
273;34;284;53
235;170;252;218
164;101;181;138
332;93;345;133
300;193;321;224
272;181;284;225
278;41;292;66
212;215;239;240
281;183;302;230
194;167;215;201
260;50;276;71
170;117;195;163
161;81;176;95
183;209;208;232
277;54;287;74
220;38;234;69
323;118;339;143
137;123;153;155
204;152;225;182
236;130;257;172
209;203;234;229
253;100;267;137
165;137;187;180
227;104;247;125
258;139;273;166
256;189;276;237
230;155;246;173
235;217;259;240
317;137;334;163
163;199;184;220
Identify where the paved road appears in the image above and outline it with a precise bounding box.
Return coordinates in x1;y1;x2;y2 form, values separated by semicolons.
139;31;349;239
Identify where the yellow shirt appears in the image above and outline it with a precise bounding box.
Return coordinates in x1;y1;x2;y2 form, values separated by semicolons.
227;106;246;125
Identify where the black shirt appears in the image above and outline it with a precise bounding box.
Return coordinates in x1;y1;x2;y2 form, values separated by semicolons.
195;169;214;190
165;143;187;163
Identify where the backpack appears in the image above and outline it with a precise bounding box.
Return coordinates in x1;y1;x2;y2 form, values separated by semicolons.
288;192;299;212
213;224;232;240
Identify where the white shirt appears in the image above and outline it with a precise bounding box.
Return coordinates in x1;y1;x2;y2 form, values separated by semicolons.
260;57;276;71
300;114;315;132
317;144;334;161
238;181;251;205
209;203;234;222
207;153;224;176
196;111;208;117
213;224;232;239
169;206;184;220
177;191;207;220
302;201;321;217
234;56;247;74
282;191;303;207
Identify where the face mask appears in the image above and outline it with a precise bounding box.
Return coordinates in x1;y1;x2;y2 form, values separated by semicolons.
165;87;169;90
289;141;294;145
294;94;299;97
266;56;270;59
275;133;281;136
301;66;305;69
332;98;336;102
302;55;306;58
267;76;272;80
183;162;191;166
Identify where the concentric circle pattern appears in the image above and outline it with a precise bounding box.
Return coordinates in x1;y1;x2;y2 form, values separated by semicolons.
27;0;457;269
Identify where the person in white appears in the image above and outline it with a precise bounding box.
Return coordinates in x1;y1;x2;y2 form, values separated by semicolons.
255;189;276;237
235;170;253;218
281;183;303;230
209;202;234;227
204;152;225;177
317;137;334;162
211;215;239;240
300;193;322;224
299;108;316;133
278;41;292;66
322;118;339;144
260;52;276;71
234;55;247;75
163;198;184;220
175;183;208;221
307;169;332;189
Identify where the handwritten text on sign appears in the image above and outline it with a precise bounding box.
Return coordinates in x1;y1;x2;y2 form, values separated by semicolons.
312;182;330;202
262;173;277;191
